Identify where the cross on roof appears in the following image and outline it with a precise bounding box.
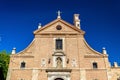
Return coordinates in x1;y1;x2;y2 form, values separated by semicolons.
38;23;42;29
57;10;62;19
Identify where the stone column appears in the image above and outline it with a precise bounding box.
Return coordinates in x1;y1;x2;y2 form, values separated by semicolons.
6;68;11;80
80;69;86;80
32;69;39;80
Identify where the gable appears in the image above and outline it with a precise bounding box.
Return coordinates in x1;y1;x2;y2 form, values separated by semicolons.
34;19;85;35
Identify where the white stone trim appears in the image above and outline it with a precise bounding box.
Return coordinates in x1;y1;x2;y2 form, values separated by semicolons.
6;68;11;80
91;60;98;63
53;56;56;67
48;72;70;80
62;56;66;67
32;69;39;80
80;69;86;80
63;38;65;51
53;38;65;51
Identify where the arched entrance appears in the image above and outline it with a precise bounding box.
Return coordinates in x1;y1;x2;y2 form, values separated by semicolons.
55;78;64;80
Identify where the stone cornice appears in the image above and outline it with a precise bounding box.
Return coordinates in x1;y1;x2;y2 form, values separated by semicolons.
46;68;72;72
35;33;83;38
10;68;107;71
35;33;81;35
34;19;85;35
111;67;120;69
11;55;34;58
84;55;108;58
85;69;107;71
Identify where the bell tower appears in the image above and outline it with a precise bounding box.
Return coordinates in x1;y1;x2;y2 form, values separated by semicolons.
74;14;81;29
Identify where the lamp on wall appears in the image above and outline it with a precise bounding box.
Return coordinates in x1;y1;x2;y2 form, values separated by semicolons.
48;58;51;64
67;58;69;64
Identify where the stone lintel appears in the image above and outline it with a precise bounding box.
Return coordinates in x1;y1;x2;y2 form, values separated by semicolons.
46;68;72;72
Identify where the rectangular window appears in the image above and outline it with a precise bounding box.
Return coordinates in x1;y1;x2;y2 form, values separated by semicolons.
93;62;98;69
20;62;25;68
56;39;63;50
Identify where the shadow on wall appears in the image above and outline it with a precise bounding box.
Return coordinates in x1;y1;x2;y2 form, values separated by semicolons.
0;67;4;80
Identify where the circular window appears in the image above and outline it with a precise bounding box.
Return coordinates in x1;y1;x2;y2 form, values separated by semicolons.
56;25;62;30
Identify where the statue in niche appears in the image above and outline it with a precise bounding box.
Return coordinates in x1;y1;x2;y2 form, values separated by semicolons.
41;59;46;67
56;57;62;68
72;59;77;67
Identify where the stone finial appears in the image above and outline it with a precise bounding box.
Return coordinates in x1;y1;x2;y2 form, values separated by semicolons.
38;23;42;29
74;14;80;29
57;10;62;19
114;62;118;67
102;47;107;54
12;47;16;54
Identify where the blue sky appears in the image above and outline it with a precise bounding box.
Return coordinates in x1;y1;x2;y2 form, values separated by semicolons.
0;0;120;65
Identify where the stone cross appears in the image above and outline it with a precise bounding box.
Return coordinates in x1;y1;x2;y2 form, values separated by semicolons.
57;10;62;19
38;23;42;29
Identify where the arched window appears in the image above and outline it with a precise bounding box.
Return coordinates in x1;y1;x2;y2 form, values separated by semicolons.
55;78;64;80
20;61;26;68
93;62;98;69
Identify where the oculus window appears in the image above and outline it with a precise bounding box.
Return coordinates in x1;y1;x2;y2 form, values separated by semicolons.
56;25;62;30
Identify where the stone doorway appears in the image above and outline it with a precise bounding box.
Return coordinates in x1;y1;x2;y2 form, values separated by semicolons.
55;78;64;80
47;71;71;80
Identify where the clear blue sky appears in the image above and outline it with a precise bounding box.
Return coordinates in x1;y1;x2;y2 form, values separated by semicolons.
0;0;120;65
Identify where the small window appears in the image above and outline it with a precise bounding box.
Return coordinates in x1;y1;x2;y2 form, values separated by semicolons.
20;61;26;68
56;39;63;50
93;62;98;69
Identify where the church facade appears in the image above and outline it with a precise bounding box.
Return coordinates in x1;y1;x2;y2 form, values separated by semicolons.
6;12;120;80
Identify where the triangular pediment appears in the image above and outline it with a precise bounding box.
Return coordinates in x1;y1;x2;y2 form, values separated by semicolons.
34;19;85;35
